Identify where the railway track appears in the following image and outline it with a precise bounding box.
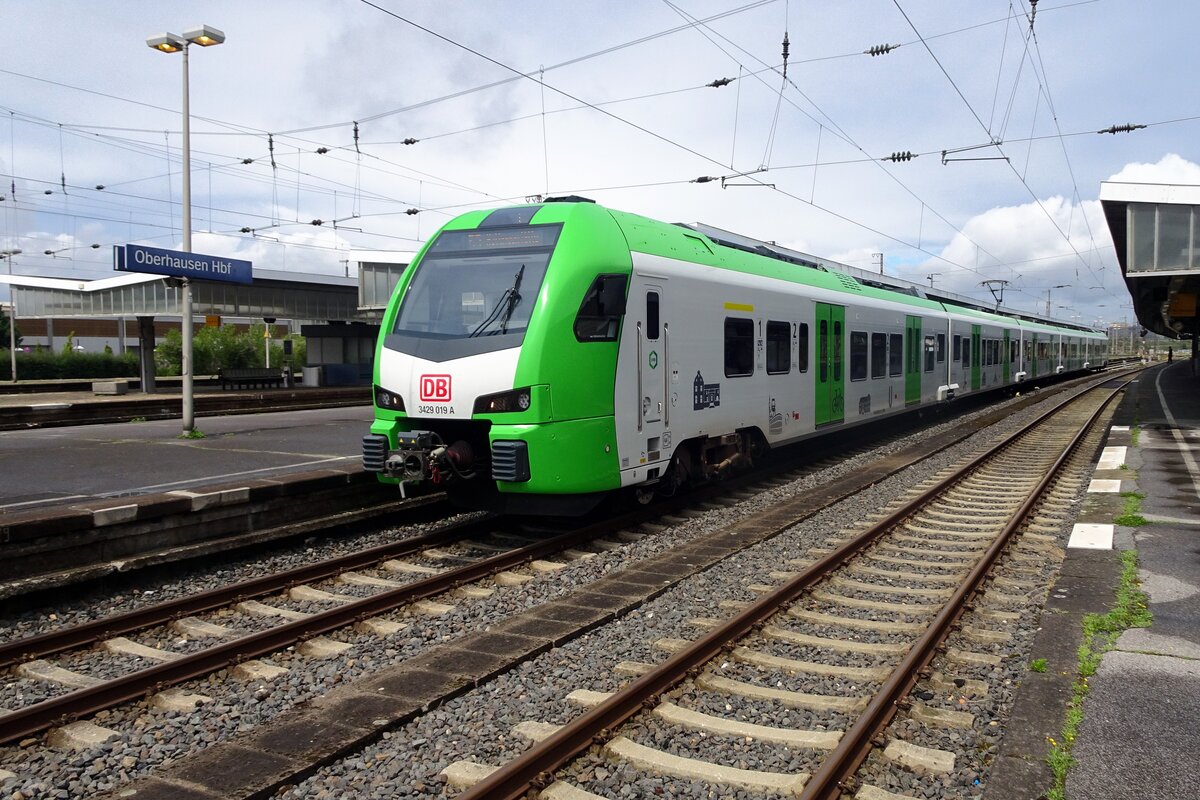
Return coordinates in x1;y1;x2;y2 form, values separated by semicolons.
0;370;1133;798
441;377;1125;799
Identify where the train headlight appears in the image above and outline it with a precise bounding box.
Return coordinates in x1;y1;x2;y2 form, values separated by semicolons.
374;385;405;411
474;387;532;414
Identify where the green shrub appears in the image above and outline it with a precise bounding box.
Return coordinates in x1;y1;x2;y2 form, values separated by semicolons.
0;348;139;380
153;325;306;376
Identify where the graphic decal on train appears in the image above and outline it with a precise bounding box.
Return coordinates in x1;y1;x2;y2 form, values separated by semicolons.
419;375;452;401
768;397;784;435
693;372;721;410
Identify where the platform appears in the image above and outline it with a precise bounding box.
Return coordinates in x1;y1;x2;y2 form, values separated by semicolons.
986;360;1200;799
0;385;371;514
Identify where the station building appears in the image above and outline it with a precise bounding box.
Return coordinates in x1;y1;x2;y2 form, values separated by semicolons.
0;250;414;388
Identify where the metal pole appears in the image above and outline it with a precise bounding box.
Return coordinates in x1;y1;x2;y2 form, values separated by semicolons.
6;296;14;383
4;253;17;382
180;42;194;432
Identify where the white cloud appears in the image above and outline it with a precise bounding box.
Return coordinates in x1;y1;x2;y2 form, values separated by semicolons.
1106;153;1200;185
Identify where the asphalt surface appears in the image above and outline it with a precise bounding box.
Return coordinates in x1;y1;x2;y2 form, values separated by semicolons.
0;404;372;514
1067;361;1200;800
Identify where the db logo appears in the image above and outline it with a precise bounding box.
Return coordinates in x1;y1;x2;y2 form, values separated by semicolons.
419;374;452;402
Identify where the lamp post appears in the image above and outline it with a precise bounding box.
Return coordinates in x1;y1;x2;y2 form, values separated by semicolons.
1045;284;1069;317
146;24;225;433
1;249;21;382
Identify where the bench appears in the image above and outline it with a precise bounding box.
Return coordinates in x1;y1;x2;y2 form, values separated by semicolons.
218;367;285;390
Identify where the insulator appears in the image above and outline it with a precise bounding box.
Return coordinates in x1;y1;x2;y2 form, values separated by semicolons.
311;219;323;226
405;208;420;215
692;175;718;183
242;158;254;165
1097;123;1146;135
315;147;329;154
707;77;733;88
402;137;419;145
867;43;898;56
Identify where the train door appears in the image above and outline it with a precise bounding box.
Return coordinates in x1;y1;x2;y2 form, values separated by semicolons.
970;325;982;391
815;303;844;426
1003;330;1011;383
637;285;667;436
905;315;921;404
1030;333;1039;378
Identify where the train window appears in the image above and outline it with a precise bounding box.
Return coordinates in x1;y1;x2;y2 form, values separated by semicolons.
963;339;971;367
953;334;961;362
889;333;903;376
797;323;809;372
1011;341;1017;363
850;331;868;381
833;321;843;381
572;274;626;342
871;333;887;378
936;333;946;363
766;320;790;374
646;292;660;340
924;335;936;372
818;320;828;382
724;317;755;377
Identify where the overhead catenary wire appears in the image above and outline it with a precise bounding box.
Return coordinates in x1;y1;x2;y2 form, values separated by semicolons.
891;0;1102;290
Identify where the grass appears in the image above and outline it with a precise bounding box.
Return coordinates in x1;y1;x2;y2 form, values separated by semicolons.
1029;658;1048;673
1114;491;1148;527
129;416;147;423
177;428;206;440
1044;550;1152;800
1130;426;1141;447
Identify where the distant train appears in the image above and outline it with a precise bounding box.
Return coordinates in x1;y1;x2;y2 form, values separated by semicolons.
362;197;1108;514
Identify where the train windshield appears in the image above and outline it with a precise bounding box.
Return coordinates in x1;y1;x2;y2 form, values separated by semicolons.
387;224;561;360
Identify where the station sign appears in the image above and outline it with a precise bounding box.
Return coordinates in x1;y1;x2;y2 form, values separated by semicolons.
114;243;253;285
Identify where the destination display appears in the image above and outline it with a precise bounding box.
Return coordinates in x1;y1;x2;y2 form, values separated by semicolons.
114;243;253;285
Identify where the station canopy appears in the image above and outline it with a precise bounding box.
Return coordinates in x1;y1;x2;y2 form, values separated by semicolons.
0;267;370;323
1100;180;1200;339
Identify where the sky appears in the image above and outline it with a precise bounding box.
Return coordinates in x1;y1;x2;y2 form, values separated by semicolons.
1;0;1198;328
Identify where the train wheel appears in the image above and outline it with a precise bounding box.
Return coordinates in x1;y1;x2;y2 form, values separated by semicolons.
633;486;656;505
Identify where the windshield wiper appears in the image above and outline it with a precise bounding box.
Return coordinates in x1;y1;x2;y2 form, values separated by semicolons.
469;264;525;337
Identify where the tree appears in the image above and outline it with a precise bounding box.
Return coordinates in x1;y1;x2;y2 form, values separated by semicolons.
0;306;21;350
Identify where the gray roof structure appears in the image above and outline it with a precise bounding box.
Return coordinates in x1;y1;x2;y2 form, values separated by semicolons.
0;264;387;323
1100;180;1200;339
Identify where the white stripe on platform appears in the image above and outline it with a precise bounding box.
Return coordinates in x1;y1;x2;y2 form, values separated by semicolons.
1156;366;1200;500
1088;479;1122;493
1068;523;1114;549
1096;446;1127;470
1110;425;1130;432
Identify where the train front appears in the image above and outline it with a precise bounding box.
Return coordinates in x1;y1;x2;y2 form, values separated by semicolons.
362;200;631;514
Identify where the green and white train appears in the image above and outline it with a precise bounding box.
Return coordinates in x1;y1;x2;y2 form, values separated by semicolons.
363;197;1107;514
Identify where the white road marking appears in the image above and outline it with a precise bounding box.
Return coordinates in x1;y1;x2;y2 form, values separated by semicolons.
1068;523;1114;549
1155;365;1200;500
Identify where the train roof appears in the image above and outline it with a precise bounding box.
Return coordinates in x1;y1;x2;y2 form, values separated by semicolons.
428;199;1103;338
679;221;1102;335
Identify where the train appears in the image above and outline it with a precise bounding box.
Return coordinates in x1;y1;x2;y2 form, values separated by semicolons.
362;197;1108;514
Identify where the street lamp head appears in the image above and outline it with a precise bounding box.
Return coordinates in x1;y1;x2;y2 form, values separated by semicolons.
183;25;225;46
146;32;186;53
